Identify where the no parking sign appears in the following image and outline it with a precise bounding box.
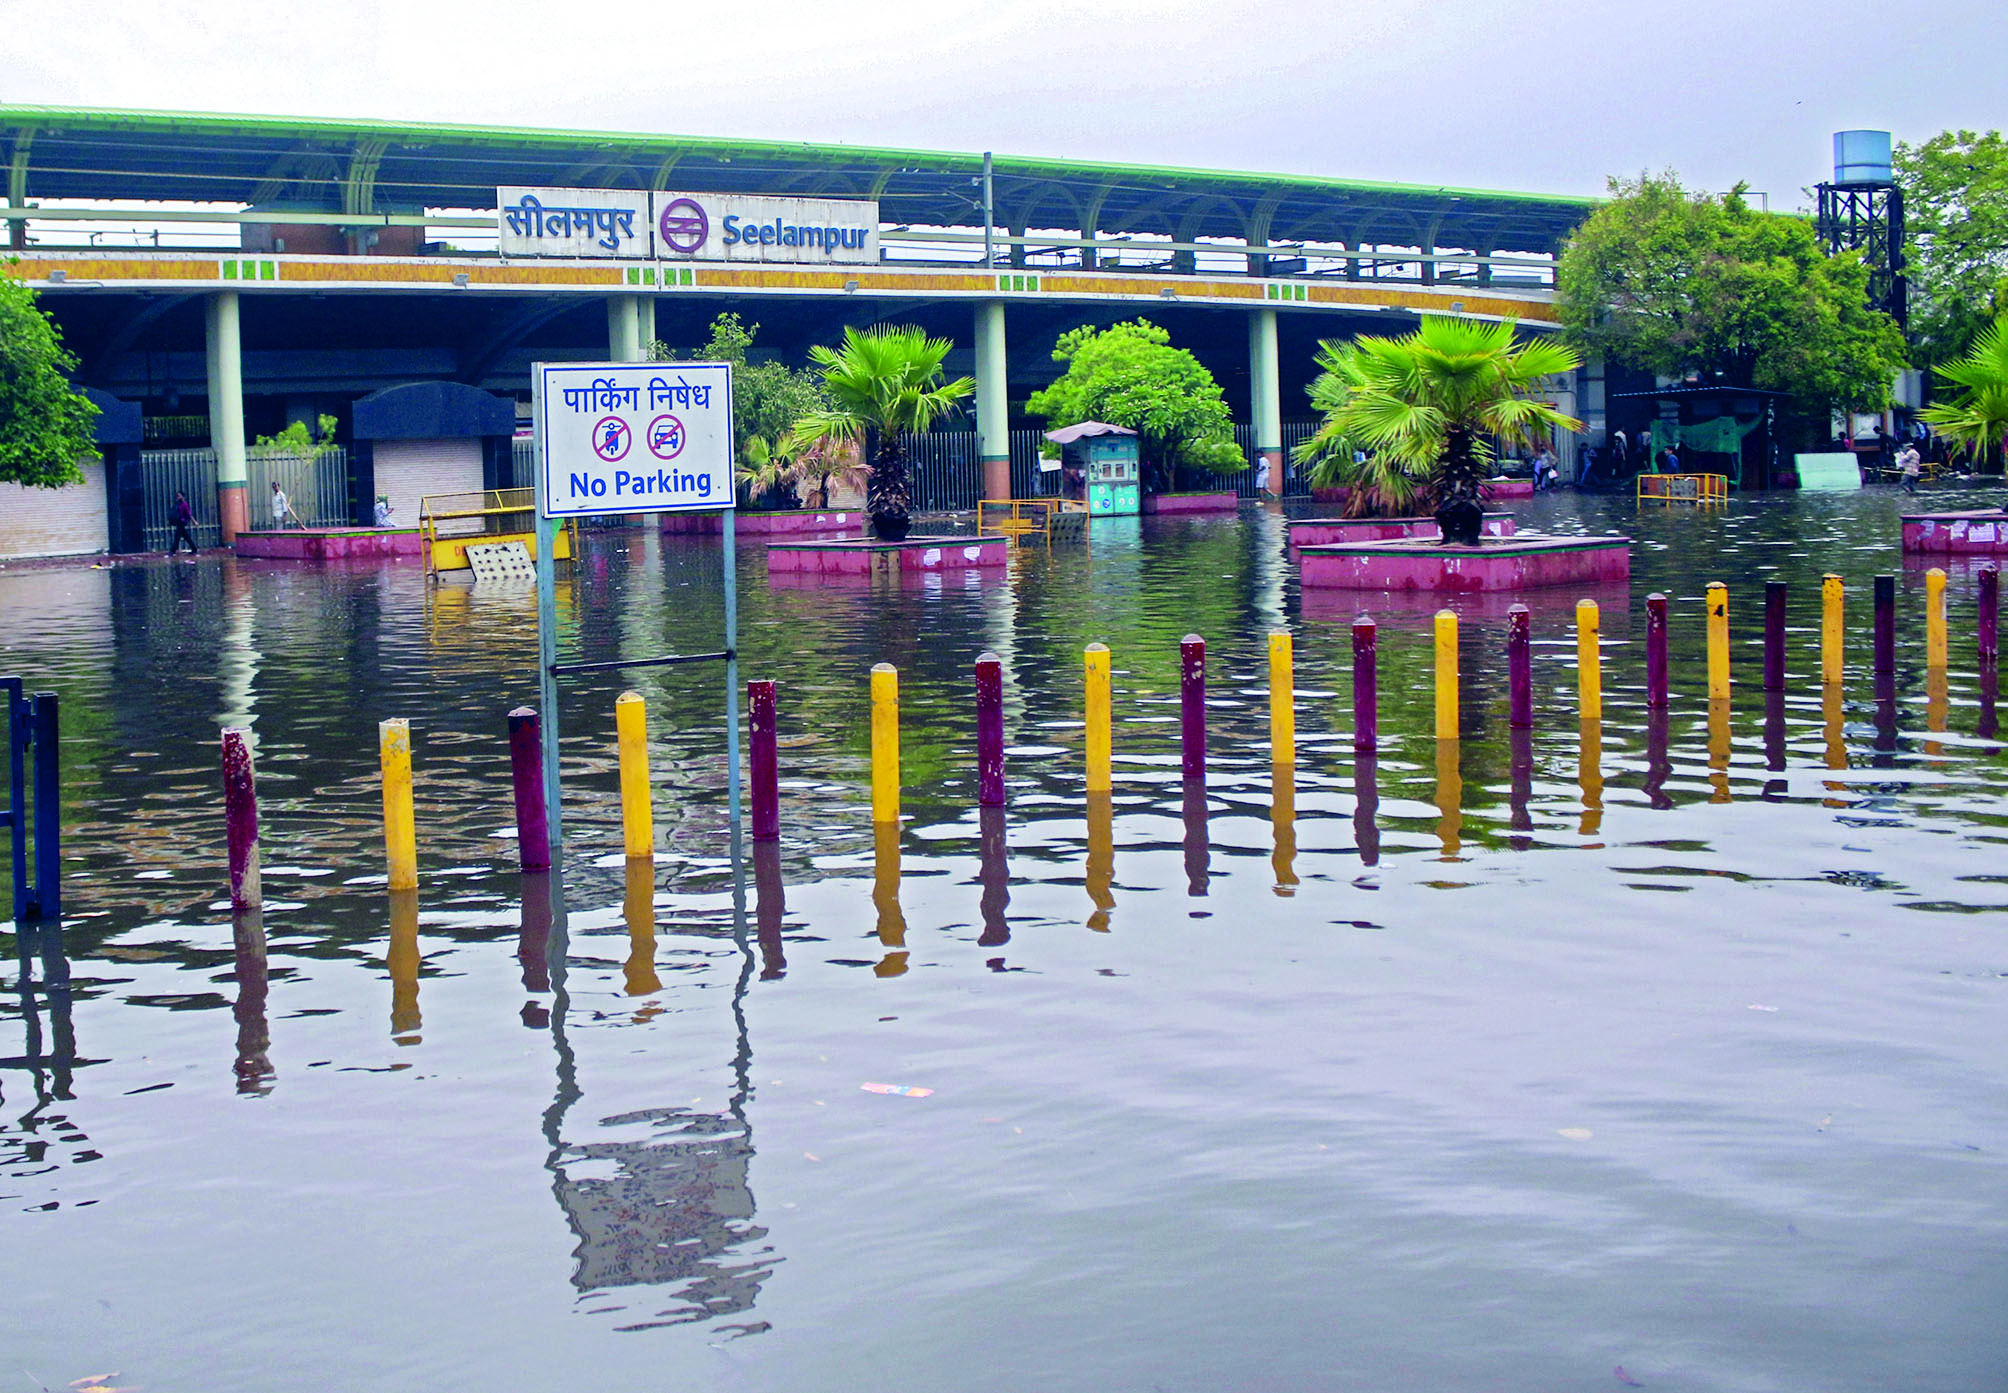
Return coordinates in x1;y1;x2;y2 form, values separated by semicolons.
534;361;735;518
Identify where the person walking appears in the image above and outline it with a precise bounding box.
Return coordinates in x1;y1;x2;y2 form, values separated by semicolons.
1898;442;1922;494
270;480;294;529
167;490;198;556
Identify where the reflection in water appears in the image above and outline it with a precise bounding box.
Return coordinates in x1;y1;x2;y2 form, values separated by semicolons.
1434;742;1462;859
1823;683;1849;774
1579;719;1604;836
387;890;421;1044
978;805;1010;952
873;821;907;977
8;921;75;1108
1508;727;1533;850
1982;666;2000;742
1353;755;1380;867
624;860;661;997
1763;691;1788;799
1926;668;1948;756
232;910;273;1095
1707;698;1732;804
1270;764;1297;895
1182;779;1209;897
1645;708;1673;810
1874;690;1900;761
1085;792;1115;932
520;873;553;1029
752;841;787;980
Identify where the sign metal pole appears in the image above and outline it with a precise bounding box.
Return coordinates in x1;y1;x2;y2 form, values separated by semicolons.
723;508;743;870
533;369;563;864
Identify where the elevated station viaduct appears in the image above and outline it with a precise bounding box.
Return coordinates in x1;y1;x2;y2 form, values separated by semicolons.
1;107;1592;545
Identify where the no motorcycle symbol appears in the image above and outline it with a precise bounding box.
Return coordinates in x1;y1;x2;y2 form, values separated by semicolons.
648;414;686;461
591;416;631;462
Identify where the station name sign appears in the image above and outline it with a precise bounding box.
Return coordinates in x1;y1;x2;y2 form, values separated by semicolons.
500;187;878;264
533;361;735;519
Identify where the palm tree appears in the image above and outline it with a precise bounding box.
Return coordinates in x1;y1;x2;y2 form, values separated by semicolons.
1292;339;1429;518
1313;316;1583;541
788;325;975;540
1920;313;2008;476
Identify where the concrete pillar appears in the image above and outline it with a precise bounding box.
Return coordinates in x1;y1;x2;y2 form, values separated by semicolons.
1249;307;1282;497
205;290;249;542
607;294;643;362
637;295;657;356
975;301;1010;501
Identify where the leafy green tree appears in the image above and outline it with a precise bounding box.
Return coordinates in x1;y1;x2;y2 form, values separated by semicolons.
654;312;829;468
788;324;975;540
253;413;339;455
1918;312;2008;472
0;269;98;487
1557;173;1906;416
1025;318;1245;493
1313;316;1582;526
1895;130;2008;366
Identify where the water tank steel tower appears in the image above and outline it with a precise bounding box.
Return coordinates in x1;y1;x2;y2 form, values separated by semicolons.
1816;130;1907;328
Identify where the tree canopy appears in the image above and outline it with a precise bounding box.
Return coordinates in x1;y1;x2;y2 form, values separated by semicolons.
0;270;98;488
653;312;828;462
1896;129;2008;366
1556;173;1906;416
1025;319;1244;492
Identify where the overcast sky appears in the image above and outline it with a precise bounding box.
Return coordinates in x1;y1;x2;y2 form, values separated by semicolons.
1;0;2000;210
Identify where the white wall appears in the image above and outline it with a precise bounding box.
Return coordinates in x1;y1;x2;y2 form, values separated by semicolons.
0;461;107;559
376;439;484;533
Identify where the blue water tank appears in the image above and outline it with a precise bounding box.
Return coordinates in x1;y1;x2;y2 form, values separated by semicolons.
1833;130;1893;186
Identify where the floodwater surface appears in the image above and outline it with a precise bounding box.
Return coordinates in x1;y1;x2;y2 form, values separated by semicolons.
2;490;2006;1392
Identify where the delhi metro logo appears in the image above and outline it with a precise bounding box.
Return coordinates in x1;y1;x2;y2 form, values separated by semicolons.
658;198;709;255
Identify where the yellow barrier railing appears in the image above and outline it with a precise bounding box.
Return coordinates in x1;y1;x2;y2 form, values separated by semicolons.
420;487;576;576
979;498;1058;546
1637;473;1729;503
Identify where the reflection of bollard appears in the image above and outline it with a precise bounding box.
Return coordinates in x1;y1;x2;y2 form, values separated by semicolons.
615;690;652;859
1353;753;1380;867
1822;574;1845;685
1982;666;2000;743
978;803;1010;948
1646;593;1669;708
1180;634;1206;780
1708;698;1732;804
232;909;272;1094
871;664;900;823
1434;740;1462;859
623;857;660;996
1764;581;1788;692
507;707;550;873
1823;683;1848;773
1926;667;1948;754
1873;575;1896;691
753;839;787;980
1271;762;1297;895
749;680;780;841
872;820;906;976
379;718;418;892
1980;565;2000;663
388;888;421;1042
1352;617;1378;754
1706;583;1730;701
1508;726;1534;848
1181;778;1209;898
1764;689;1787;779
1925;567;1948;669
1576;599;1602;720
1085;644;1112;793
1434;610;1459;740
1507;605;1532;729
1268;631;1294;766
975;653;1005;807
517;871;553;997
1579;718;1604;836
1085;790;1115;932
1645;707;1673;809
221;727;261;912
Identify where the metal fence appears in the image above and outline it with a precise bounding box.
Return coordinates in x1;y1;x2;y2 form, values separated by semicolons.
901;429;983;513
140;448;219;550
247;447;350;528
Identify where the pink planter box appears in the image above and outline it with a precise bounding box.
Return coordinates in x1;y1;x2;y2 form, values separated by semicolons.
767;535;1009;576
1308;480;1534;504
235;528;422;560
1902;511;2008;555
1144;492;1240;515
1286;514;1515;548
1298;533;1632;592
661;509;864;537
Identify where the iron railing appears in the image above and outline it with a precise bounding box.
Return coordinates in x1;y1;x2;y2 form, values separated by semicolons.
247;446;350;529
140;448;220;550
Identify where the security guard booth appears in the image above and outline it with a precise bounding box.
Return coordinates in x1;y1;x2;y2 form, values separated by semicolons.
1045;421;1141;517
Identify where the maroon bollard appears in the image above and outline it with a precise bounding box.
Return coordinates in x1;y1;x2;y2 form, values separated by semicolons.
1980;565;2000;663
1179;634;1206;780
221;727;261;911
1764;580;1787;692
748;680;780;840
1646;593;1669;708
508;707;552;872
975;652;1006;807
1507;604;1533;729
1873;574;1897;692
1352;616;1378;754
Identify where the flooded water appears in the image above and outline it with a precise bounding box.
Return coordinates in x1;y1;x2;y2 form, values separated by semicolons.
3;489;2006;1392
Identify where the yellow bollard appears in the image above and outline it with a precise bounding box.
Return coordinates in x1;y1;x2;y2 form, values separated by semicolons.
1434;610;1459;740
615;690;653;859
1268;631;1295;766
1926;567;1948;668
1706;583;1731;701
1084;643;1112;793
1822;574;1845;684
1576;599;1602;720
870;663;900;823
379;717;417;892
